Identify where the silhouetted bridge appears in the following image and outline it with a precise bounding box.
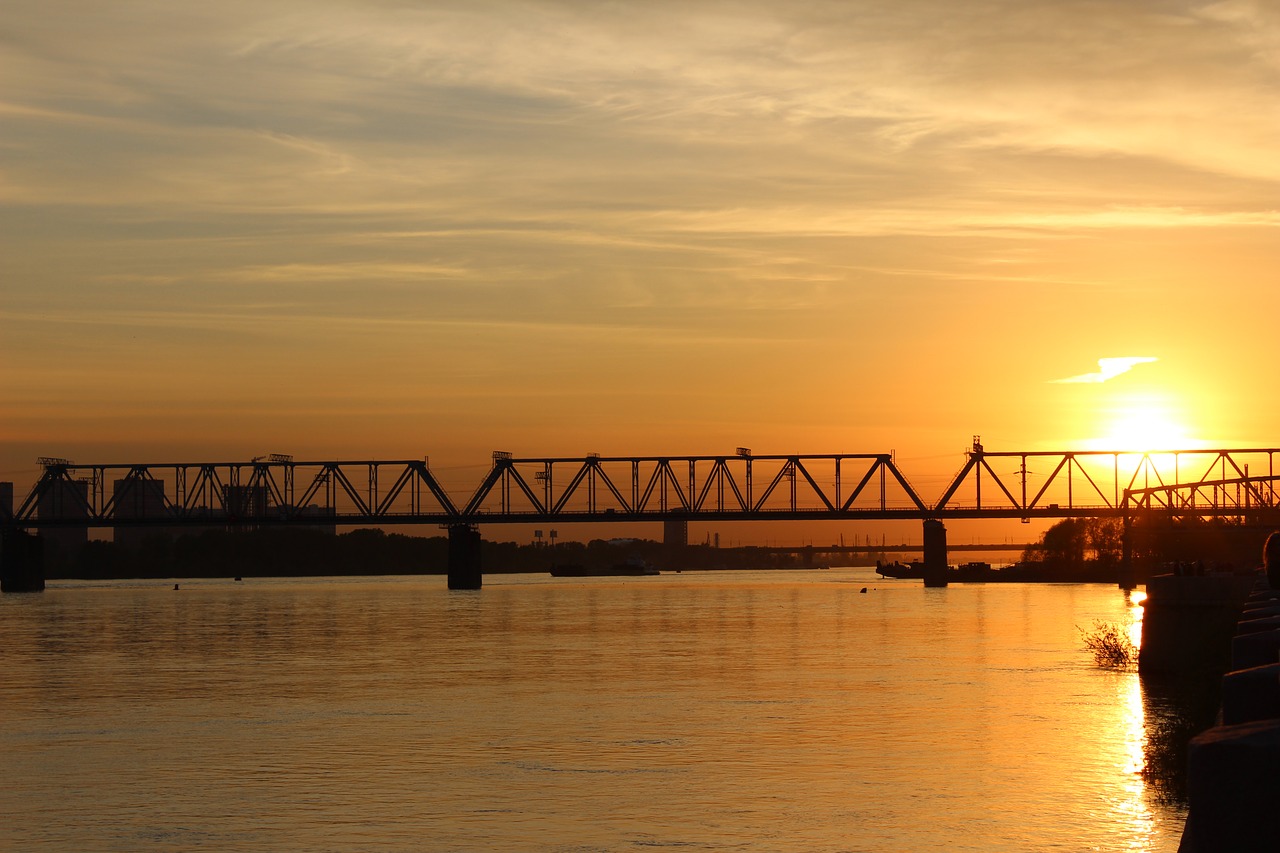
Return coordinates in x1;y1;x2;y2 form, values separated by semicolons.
5;439;1280;588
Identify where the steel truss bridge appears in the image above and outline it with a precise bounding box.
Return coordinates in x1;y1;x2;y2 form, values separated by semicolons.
7;441;1280;530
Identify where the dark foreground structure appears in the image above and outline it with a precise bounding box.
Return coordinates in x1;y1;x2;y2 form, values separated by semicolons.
0;528;44;592
1143;573;1280;852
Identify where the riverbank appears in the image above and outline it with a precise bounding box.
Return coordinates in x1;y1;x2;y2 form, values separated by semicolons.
1154;575;1280;853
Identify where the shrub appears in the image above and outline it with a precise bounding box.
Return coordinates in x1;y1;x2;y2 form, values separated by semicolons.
1080;619;1138;670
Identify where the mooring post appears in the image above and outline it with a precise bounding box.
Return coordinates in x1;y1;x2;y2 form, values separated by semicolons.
1118;514;1135;589
922;519;948;587
447;524;482;590
1;527;46;593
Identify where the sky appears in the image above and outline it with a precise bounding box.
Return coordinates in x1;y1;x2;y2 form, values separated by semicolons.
3;0;1280;538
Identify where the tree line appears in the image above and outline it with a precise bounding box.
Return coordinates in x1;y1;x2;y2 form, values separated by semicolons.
1022;513;1279;578
48;526;809;579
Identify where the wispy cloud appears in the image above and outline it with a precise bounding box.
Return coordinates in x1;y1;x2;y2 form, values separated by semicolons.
1;2;1274;460
1051;357;1159;384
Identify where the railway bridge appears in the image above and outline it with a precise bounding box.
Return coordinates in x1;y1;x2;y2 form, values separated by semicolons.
4;438;1280;588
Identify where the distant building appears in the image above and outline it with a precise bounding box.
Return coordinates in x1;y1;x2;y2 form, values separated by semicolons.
223;485;269;530
37;478;89;566
113;477;169;551
663;519;688;549
220;486;335;535
297;504;337;536
113;477;166;518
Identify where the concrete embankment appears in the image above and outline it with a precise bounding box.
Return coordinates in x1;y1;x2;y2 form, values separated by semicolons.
1143;573;1280;853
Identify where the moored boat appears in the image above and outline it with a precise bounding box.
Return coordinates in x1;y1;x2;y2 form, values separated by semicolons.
550;559;659;577
953;561;997;581
876;560;926;579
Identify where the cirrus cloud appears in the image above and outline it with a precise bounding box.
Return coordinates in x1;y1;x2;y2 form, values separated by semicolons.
1051;357;1159;384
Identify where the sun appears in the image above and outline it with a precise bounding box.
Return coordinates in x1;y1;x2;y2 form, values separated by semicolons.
1084;394;1201;452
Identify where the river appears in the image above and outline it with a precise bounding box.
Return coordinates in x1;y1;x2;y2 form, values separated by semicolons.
0;568;1192;851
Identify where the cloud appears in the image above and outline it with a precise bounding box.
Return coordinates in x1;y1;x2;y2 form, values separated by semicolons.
1051;357;1159;384
1;1;1275;466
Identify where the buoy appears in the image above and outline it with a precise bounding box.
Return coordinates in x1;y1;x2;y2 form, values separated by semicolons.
860;587;868;593
173;583;180;590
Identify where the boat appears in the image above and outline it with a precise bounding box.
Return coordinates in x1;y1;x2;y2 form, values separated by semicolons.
876;560;926;579
877;558;1123;584
953;561;997;581
877;560;995;583
550;559;659;577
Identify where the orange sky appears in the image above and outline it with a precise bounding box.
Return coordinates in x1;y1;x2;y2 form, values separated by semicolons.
3;1;1279;543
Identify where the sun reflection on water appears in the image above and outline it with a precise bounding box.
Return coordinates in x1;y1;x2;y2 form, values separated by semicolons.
1106;588;1163;850
1128;590;1147;651
1117;675;1157;849
1122;676;1148;778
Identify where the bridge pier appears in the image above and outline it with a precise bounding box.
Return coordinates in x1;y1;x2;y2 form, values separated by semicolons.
922;519;948;587
1;528;45;593
447;524;482;590
1119;515;1136;589
663;518;688;568
663;519;688;549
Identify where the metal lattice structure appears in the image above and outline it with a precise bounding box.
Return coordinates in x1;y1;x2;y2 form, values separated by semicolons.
4;439;1280;529
458;451;927;521
1123;474;1280;515
933;440;1280;519
6;458;459;528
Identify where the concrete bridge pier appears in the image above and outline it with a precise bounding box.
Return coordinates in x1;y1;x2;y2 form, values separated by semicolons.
1;528;45;593
922;519;948;587
1119;515;1136;589
663;518;688;568
447;524;482;590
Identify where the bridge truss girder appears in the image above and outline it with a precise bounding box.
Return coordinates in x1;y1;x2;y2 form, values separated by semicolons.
461;453;927;519
1123;473;1280;517
5;445;1280;530
5;460;460;528
934;445;1280;518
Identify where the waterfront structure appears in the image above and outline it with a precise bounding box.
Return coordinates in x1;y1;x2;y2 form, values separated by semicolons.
1145;576;1280;851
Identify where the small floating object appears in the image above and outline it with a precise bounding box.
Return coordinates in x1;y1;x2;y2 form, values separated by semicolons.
173;583;180;590
234;577;242;582
860;587;868;593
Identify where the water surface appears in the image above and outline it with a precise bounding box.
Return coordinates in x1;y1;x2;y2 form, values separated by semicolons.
0;569;1187;851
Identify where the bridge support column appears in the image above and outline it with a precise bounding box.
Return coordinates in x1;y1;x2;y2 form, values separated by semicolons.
663;519;688;569
1119;515;1136;589
663;519;688;549
447;524;482;590
1;528;45;593
922;519;948;588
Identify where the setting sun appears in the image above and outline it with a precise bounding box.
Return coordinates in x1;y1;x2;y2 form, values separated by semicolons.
1085;394;1201;452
